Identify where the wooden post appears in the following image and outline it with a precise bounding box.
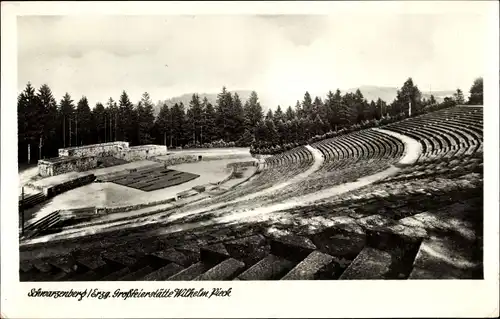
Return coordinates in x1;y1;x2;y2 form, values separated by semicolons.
63;115;66;147
27;144;30;164
21;187;25;235
104;115;107;143
39;136;42;161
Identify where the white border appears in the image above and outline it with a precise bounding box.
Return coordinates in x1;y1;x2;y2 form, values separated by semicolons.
2;2;499;318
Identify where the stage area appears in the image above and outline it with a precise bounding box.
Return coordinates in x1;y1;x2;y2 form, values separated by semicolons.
108;167;200;192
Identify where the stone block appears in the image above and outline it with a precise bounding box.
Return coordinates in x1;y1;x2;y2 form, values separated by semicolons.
339;247;393;279
143;263;185;281
193;258;246;281
269;235;317;262
281;251;334;280
237;254;296;280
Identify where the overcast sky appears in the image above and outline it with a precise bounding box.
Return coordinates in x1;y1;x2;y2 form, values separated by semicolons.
18;14;488;108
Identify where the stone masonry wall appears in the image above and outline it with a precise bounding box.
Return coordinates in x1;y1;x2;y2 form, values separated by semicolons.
115;145;168;161
58;142;129;158
38;157;98;177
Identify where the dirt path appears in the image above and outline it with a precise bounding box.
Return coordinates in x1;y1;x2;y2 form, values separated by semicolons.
158;128;422;234
21;131;421;245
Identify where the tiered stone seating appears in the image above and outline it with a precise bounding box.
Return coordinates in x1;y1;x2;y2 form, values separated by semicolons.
384;106;483;162
197;146;315;205
19;167;483;281
242;129;405;204
19;192;46;210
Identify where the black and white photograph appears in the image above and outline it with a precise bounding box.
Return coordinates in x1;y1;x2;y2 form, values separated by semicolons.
2;1;499;318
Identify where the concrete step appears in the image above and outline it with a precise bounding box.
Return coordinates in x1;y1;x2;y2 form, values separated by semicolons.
168;262;213;281
71;270;100;281
76;255;107;270
118;266;155;281
200;243;230;263
152;249;193;267
408;235;482;279
281;251;335;280
143;263;185;281
102;253;138;268
224;234;269;265
100;267;131;281
194;258;245;281
311;223;366;259
237;254;296;280
339;247;393;279
270;235;317;262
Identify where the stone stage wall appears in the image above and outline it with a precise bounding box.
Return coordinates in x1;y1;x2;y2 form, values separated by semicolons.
115;145;168;161
40;143;168;177
58;142;129;158
38;156;98;177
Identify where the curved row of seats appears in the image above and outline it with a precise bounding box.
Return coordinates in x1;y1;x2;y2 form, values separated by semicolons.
233;129;405;205
20;170;483;281
198;146;315;205
383;106;483;162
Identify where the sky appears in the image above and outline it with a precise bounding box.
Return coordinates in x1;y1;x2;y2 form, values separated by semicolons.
18;13;488;108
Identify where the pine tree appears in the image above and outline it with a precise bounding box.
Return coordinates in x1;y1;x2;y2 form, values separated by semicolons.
243;91;264;140
453;88;465;105
285;105;296;121
302;92;313;117
18;82;43;162
93;102;106;143
468;77;483;105
215;86;233;141
137;92;155;144
396;78;422;115
36;84;58;158
75;96;93;146
170;102;186;147
230;93;245;141
202;97;217;144
106;97;118;142
59;93;75;148
155;102;170;146
274;105;285;124
118;91;136;144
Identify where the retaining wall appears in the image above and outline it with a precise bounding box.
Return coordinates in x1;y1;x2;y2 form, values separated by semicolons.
115;145;168;161
38;156;97;177
58;141;129;157
43;174;96;198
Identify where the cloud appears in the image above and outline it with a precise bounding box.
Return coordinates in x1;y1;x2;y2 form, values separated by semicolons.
18;14;488;108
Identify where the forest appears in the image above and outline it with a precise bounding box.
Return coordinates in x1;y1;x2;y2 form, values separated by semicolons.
17;77;483;163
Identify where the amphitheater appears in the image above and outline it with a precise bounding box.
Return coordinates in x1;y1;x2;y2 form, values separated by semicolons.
19;105;483;281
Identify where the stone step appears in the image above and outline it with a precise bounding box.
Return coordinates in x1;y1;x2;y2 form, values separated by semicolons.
270;235;317;262
339;247;393;279
118;266;155;281
143;263;185;281
76;255;107;270
311;223;366;259
408;235;482;279
224;234;269;265
237;254;296;280
200;243;230;263
49;258;79;274
102;253;138;268
32;261;54;273
71;270;100;281
100;267;131;281
152;249;193;267
193;258;246;281
168;262;213;281
281;251;335;280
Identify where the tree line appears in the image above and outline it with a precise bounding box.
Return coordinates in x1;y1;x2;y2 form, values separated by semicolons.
18;77;483;163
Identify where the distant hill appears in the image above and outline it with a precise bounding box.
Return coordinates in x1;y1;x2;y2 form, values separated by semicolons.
154;90;253;115
344;85;455;104
154;86;456;114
